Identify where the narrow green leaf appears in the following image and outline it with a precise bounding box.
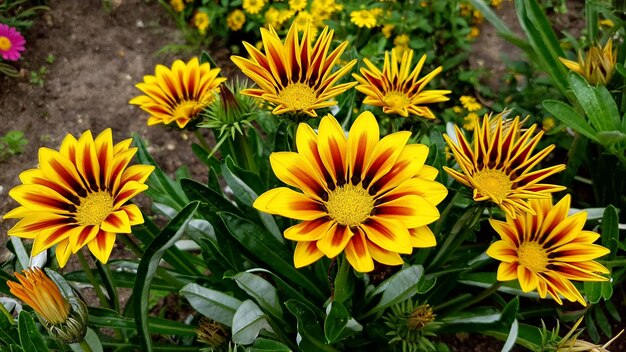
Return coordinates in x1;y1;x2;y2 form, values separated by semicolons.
179;283;242;327
483;323;543;351
569;73;621;132
365;265;424;316
18;312;48;352
231;272;283;319
593;306;612;338
134;202;199;352
87;307;196;335
232;300;273;345
602;205;619;256
285;300;339;352
469;0;530;53
542;100;599;142
219;212;326;300
501;319;519;352
250;338;292;352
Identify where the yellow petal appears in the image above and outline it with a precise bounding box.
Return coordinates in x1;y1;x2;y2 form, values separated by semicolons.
316;224;353;258
253;187;325;221
408;226;436;248
87;231;117;264
345;230;375;272
360;216;412;254
293;241;325;268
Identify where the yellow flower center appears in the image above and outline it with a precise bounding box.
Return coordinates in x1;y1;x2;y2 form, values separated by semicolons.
325;184;374;227
173;100;204;120
278;83;317;111
0;36;12;51
384;92;410;110
75;192;114;226
472;168;512;203
517;241;549;273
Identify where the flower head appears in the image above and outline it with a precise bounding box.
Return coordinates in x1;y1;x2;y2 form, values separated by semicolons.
353;49;451;118
350;10;378;28
3;129;154;267
459;95;481;111
231;22;357;119
227;9;246;31
443;112;566;218
560;39;617;86
193;11;210;33
130;58;226;128
289;0;307;12
487;195;610;306
243;0;266;14
254;112;447;272
462;112;479;131
169;0;184;12
8;268;88;343
0;24;26;61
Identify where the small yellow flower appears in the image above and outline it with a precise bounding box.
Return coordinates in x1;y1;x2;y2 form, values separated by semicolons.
381;24;394;38
459;95;481;111
559;39;617;86
350;10;377;28
169;0;184;12
294;11;318;37
227;9;246;31
462;112;479;130
243;0;266;15
264;7;281;28
193;11;210;33
472;10;484;24
467;26;480;39
289;0;307;12
452;106;463;114
490;0;503;9
542;116;556;131
600;19;614;28
394;34;410;46
420;1;429;7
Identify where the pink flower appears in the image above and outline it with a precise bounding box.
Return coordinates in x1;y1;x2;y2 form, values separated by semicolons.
0;24;26;61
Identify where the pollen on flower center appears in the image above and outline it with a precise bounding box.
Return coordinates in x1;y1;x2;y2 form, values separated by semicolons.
278;83;317;111
325;184;374;227
75;192;114;226
383;92;410;109
472;168;512;203
518;242;549;273
0;36;11;51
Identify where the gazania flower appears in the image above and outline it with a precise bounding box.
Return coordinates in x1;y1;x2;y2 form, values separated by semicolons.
486;195;610;306
560;39;617;86
350;10;378;28
226;9;246;31
254;112;448;272
231;22;357;118
243;0;266;14
130;58;226;128
443;112;566;218
0;24;26;61
3;129;154;267
8;267;88;343
353;49;451;118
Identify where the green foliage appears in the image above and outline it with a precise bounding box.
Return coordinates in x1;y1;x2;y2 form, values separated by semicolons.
0;130;27;162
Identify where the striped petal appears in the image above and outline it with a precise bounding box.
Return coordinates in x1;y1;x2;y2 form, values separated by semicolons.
87;231;117;264
293;241;325;268
345;229;374;273
253;187;325;220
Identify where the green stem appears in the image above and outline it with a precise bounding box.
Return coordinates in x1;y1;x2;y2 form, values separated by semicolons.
193;129;211;152
453;282;502;312
76;251;110;309
77;339;94;352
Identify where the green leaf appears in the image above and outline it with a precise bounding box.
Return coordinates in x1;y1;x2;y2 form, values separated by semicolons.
249;338;292;352
17;311;48;352
501;319;518;352
230;272;283;320
285;300;339;352
602;205;620;257
365;265;424;316
219;212;326;300
134;202;199;352
323;302;356;344
483;323;543;351
232;300;273;345
179;283;241;327
584;281;603;304
87;307;196;335
569;73;621;132
468;0;530;53
542;100;599;142
593;306;612;338
69;328;102;352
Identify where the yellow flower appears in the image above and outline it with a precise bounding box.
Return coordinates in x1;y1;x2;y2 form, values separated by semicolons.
193;11;210;33
243;0;266;15
599;19;614;28
264;7;281;28
3;130;154;267
462;112;479;130
487;195;610;306
443;112;566;218
394;34;410;46
8;268;70;324
467;26;480;39
452;106;463;114
381;24;394;38
542;116;556;131
459;95;481;111
491;0;503;9
472;10;483;24
130;58;226;128
311;0;341;22
353;48;451;118
289;0;307;12
254;112;447;272
8;268;88;343
559;39;617;86
350;10;378;28
231;22;357;118
227;9;246;31
169;0;184;12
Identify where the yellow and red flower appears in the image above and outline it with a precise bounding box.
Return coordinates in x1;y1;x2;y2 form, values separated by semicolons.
254;112;447;272
3;129;154;267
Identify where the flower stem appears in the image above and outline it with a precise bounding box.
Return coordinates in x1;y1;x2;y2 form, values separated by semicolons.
76;251;110;309
193;129;211;152
453;282;502;312
77;339;94;352
328;258;337;300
